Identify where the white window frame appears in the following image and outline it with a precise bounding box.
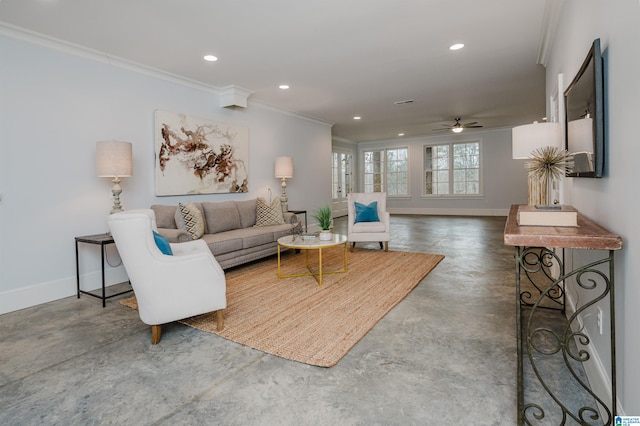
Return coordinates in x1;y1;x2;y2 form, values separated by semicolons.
362;146;409;196
423;140;482;197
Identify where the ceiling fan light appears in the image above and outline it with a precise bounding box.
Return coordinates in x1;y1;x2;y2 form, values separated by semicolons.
452;127;463;133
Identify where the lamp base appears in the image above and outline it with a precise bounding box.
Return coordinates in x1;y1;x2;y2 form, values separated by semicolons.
280;177;289;212
527;174;548;206
110;177;124;214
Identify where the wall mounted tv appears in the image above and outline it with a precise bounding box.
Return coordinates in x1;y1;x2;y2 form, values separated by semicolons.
564;38;605;178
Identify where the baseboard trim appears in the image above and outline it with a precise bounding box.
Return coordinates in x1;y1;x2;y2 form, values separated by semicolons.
0;266;128;315
565;292;624;416
389;207;509;217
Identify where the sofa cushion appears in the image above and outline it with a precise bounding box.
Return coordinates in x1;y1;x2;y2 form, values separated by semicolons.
151;205;178;229
202;201;242;234
271;224;297;240
352;221;386;233
236;199;257;228
255;197;284;226
175;201;205;240
200;232;243;256
228;227;275;248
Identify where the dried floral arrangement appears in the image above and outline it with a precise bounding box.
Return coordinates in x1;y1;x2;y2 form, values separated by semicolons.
525;146;574;181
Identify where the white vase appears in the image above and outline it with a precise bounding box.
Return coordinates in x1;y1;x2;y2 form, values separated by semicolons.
319;230;332;241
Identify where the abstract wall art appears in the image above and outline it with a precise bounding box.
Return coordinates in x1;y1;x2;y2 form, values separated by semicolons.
154;110;249;195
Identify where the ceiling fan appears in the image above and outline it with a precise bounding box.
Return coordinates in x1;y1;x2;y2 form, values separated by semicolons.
433;117;483;133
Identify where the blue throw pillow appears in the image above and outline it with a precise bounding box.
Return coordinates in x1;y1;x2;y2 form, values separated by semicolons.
354;201;380;223
153;231;173;256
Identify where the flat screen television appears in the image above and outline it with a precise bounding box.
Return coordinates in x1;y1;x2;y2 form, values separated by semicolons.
564;38;605;178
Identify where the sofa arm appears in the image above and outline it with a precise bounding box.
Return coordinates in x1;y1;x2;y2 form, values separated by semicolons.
156;227;191;243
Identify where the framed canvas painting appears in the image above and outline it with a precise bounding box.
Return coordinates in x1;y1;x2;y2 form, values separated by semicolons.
154;110;249;195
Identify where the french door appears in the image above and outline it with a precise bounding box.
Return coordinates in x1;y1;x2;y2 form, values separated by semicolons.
331;149;353;217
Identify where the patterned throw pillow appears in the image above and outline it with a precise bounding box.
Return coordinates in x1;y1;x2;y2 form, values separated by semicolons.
176;201;205;240
255;197;284;226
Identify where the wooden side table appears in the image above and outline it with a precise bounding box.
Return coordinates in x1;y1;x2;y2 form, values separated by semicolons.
75;233;132;307
504;204;622;425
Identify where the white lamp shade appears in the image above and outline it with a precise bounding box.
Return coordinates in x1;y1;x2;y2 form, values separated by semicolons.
568;117;593;153
511;122;562;159
274;156;294;178
96;140;133;177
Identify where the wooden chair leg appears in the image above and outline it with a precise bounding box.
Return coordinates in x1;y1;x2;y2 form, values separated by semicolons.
217;310;224;331
151;325;161;345
385;241;389;252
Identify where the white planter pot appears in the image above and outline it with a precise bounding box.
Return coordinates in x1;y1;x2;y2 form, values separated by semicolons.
319;230;332;241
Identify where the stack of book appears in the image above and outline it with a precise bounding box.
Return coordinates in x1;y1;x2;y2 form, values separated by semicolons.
517;205;578;227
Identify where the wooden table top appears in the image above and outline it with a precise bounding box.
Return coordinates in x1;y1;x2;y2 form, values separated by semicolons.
504;204;622;250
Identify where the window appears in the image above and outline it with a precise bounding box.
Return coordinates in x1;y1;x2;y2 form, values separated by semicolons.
363;147;408;196
332;150;353;199
424;141;480;196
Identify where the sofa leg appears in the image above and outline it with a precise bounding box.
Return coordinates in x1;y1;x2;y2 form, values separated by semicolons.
385;241;389;252
151;325;161;345
217;310;224;331
351;242;356;252
379;242;384;250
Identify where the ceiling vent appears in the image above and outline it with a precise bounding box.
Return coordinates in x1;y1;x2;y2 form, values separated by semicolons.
394;99;414;105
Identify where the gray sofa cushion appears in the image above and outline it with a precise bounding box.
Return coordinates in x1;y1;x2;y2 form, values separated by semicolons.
229;227;275;249
200;233;243;256
202;201;241;234
150;205;178;229
236;199;257;228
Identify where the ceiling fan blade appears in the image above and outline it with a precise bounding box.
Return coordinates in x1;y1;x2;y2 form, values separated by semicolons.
432;128;451;131
462;122;478;126
465;125;483;128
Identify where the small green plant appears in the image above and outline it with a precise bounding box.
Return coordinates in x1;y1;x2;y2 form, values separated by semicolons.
312;205;333;231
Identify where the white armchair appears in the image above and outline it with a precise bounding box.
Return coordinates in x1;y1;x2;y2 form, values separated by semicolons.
347;192;390;252
108;209;226;344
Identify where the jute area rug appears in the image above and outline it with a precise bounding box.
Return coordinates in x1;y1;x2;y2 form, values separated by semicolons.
121;248;444;367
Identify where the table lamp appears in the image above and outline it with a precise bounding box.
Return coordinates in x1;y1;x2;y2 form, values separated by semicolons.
274;156;293;212
512;121;562;206
96;140;133;214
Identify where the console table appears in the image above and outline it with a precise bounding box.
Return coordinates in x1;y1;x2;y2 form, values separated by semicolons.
504;204;622;425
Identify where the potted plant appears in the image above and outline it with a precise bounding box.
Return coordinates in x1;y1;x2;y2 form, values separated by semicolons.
312;205;333;240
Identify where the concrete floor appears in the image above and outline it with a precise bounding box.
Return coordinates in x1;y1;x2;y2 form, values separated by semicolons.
1;215;522;425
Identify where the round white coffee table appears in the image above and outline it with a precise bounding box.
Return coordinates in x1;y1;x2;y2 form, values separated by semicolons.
277;234;348;286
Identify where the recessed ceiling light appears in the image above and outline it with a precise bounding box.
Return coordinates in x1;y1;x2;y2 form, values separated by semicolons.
449;43;464;51
398;133;405;137
203;55;218;62
353;116;361;120
279;84;290;90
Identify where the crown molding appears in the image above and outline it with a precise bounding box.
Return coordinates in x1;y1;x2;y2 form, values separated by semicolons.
0;22;333;127
0;22;224;95
537;0;565;66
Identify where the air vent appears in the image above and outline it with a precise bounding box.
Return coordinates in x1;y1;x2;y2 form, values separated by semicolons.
394;99;414;105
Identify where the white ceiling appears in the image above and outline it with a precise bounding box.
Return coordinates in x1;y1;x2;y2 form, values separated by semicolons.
0;0;552;142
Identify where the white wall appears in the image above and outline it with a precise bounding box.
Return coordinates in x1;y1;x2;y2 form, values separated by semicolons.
545;0;640;414
0;31;332;314
356;128;528;216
